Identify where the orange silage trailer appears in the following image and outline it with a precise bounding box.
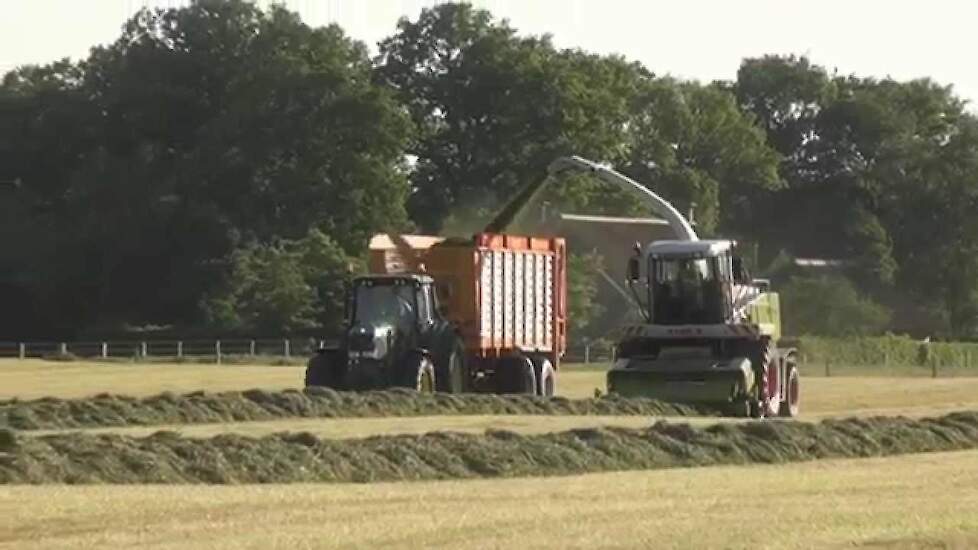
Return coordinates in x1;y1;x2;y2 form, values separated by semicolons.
368;232;567;393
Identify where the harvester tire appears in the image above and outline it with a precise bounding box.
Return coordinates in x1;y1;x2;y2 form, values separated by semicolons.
749;340;779;418
304;351;342;389
434;338;466;394
531;357;557;397
497;356;537;394
400;354;436;393
728;399;752;418
779;360;801;418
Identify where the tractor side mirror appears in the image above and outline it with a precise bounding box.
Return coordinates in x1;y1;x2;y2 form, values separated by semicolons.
627;256;641;282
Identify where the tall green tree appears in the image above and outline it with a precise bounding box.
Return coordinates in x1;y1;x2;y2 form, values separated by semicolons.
376;3;647;231
0;0;411;335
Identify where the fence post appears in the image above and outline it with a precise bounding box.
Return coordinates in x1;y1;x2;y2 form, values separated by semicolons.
250;340;256;356
18;343;25;360
216;340;222;364
883;351;889;368
177;341;183;359
60;342;67;355
284;339;291;359
584;343;591;364
101;342;108;358
932;357;938;378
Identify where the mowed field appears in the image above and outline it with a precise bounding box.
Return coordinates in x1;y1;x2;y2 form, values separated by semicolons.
4;358;978;548
4;358;978;420
3;450;978;549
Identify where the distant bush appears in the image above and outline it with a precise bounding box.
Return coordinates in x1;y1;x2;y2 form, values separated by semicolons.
794;335;978;368
781;275;890;337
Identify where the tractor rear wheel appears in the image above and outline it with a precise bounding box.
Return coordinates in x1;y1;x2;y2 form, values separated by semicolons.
435;338;466;394
779;360;801;417
497;356;537;394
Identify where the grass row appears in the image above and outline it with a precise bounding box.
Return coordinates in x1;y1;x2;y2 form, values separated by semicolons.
2;411;977;484
0;388;714;431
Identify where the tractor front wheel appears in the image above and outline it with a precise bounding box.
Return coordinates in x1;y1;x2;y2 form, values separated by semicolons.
304;351;343;389
400;354;436;393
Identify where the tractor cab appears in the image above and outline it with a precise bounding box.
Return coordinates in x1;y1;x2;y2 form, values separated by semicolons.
627;240;754;325
343;274;440;364
349;275;437;333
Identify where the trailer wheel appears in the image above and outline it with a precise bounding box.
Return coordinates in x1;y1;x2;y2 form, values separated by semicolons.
435;338;466;394
400;354;436;393
779;361;800;418
532;357;557;397
304;351;343;389
497;356;537;394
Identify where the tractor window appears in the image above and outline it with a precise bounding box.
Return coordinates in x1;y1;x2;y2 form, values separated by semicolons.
415;285;433;325
353;283;416;331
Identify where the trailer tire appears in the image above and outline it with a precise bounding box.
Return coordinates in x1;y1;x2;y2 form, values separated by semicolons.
531;357;557;397
497;356;537;394
400;354;436;393
434;338;466;394
779;360;801;418
304;351;343;389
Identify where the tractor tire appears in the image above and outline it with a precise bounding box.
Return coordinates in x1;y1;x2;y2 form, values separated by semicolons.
496;356;537;394
304;351;343;389
399;354;436;393
434;338;466;394
531;356;557;397
779;359;801;418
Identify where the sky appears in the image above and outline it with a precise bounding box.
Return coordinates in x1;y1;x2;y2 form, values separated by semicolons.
1;0;976;106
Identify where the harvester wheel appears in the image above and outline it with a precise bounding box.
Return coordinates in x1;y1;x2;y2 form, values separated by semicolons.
531;357;557;397
779;360;801;418
728;399;752;418
400;354;436;393
750;340;779;418
497;356;537;394
435;338;466;394
304;351;342;389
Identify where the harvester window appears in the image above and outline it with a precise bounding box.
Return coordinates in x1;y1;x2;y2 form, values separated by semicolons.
651;256;724;324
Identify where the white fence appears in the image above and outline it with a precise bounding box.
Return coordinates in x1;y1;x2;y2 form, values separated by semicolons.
0;338;321;363
0;339;614;364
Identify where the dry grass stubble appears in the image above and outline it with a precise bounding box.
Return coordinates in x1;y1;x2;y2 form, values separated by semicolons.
2;450;977;549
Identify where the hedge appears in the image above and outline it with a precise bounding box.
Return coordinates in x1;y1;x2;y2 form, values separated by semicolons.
789;334;978;368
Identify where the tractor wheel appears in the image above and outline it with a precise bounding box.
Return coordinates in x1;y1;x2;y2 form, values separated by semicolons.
497;356;537;394
435;338;466;394
779;359;801;418
531;357;557;397
304;351;343;389
400;354;436;393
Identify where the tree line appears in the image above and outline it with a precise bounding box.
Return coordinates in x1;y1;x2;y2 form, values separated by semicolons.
1;0;976;341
